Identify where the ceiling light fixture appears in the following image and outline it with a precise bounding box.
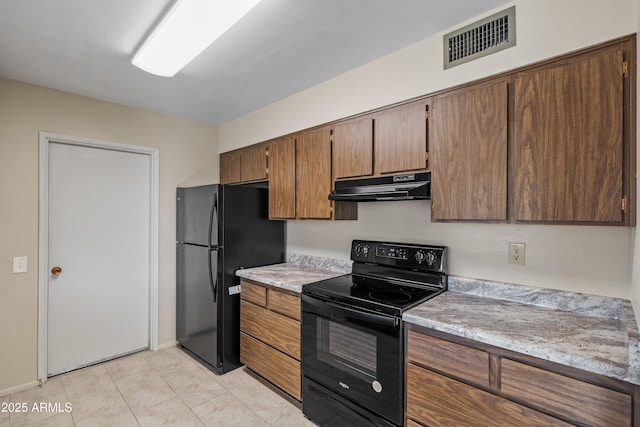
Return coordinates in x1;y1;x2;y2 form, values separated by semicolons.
132;0;262;77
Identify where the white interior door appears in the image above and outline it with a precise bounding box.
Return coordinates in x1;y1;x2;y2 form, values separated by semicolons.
47;142;151;376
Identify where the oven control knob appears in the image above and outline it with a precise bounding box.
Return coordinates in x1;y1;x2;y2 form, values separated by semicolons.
354;244;362;256
426;251;437;265
415;250;425;263
362;245;370;256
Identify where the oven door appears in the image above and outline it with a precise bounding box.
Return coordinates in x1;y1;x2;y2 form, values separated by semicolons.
301;293;402;425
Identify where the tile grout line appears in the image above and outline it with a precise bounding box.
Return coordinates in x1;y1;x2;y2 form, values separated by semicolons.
165;349;228;426
104;361;143;426
138;349;208;425
58;374;77;427
149;363;205;426
214;369;279;427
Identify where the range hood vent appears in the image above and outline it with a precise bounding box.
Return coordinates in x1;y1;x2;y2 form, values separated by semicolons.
444;6;516;69
328;172;430;202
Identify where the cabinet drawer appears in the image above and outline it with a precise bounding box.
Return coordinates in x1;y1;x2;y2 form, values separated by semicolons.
407;331;490;388
240;280;267;306
501;359;631;427
267;289;301;320
406;364;571;427
240;332;301;400
240;300;300;359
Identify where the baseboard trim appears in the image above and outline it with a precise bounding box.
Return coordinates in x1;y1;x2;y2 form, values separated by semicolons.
0;380;40;398
157;341;177;350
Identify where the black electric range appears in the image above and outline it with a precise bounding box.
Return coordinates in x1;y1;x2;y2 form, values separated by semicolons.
301;240;447;427
304;239;447;316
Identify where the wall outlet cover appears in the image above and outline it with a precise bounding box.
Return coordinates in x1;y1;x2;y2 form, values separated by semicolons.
508;243;525;265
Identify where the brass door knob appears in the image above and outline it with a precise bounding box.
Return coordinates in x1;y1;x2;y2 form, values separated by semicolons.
51;266;62;275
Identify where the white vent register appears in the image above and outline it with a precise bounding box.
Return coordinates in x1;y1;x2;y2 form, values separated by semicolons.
444;6;516;69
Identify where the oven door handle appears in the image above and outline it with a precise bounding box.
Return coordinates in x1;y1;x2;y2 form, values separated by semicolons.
302;294;399;328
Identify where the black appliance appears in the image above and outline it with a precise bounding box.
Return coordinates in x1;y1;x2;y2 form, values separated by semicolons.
328;172;430;202
301;240;447;427
176;184;285;374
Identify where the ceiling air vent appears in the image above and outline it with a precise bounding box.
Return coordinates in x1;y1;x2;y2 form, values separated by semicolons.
444;6;515;69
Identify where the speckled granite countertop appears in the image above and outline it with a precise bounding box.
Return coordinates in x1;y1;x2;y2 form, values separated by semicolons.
235;253;351;293
403;276;640;386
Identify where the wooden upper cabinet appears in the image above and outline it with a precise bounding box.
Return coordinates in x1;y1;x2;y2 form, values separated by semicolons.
220;150;241;184
332;116;374;179
431;79;508;221
374;100;428;175
220;145;267;184
296;128;333;219
513;44;627;223
269;136;296;219
240;144;268;182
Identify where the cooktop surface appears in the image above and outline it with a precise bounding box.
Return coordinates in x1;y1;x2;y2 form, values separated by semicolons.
303;273;444;316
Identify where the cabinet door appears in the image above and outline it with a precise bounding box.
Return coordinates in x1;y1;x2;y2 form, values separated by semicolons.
240;333;301;400
296;128;332;219
333;117;373;179
431;80;508;221
513;45;625;223
269;136;296;219
375;100;428;175
240;144;268;182
406;364;572;427
220;151;241;184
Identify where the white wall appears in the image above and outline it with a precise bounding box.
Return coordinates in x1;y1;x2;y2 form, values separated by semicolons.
219;0;638;299
0;78;218;394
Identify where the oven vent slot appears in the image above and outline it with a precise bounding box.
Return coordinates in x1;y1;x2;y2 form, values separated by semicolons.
443;6;516;69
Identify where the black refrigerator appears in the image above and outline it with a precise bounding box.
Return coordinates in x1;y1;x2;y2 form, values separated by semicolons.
176;184;285;374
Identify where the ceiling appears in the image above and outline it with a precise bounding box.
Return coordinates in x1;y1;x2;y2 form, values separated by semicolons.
0;0;510;125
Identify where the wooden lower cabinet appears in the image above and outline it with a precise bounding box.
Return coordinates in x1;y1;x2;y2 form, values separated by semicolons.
501;359;631;426
239;279;301;400
240;333;300;400
406;325;635;427
241;300;300;359
406;364;571;427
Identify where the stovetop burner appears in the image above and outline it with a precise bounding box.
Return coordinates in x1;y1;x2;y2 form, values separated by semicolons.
369;290;411;303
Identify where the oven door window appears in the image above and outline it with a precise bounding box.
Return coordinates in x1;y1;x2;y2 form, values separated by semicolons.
317;319;377;381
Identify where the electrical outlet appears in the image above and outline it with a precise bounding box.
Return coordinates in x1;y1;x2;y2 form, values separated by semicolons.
508;243;525;265
13;256;28;273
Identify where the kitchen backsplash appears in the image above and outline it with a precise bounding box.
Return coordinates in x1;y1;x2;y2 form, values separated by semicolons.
449;275;627;320
287;253;352;274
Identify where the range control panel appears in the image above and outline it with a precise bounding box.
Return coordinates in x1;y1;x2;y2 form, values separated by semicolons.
351;240;446;273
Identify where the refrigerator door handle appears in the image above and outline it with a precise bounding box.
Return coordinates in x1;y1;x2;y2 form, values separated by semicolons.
209;192;218;247
208;250;217;303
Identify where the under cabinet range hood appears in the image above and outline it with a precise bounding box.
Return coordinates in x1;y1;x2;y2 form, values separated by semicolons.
328;172;430;202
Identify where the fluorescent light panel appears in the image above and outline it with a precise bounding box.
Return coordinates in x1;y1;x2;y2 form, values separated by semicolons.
133;0;262;77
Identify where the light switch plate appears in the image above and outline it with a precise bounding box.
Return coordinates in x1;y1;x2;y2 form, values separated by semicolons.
13;256;28;273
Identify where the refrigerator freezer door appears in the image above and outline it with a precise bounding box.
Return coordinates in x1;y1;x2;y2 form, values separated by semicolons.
177;185;219;247
176;243;220;369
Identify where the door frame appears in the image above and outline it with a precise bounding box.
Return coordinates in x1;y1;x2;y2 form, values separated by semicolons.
37;131;159;383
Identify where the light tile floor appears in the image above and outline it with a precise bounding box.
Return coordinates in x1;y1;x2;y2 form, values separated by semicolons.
1;346;315;426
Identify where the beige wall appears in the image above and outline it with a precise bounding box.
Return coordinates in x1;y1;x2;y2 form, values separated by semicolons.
219;0;638;300
0;78;218;393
